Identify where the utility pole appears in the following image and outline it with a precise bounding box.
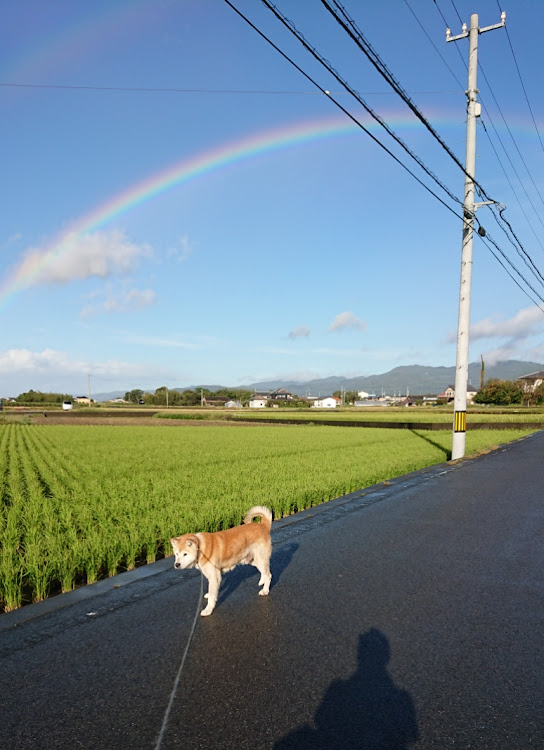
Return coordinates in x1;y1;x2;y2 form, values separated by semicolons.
447;11;505;460
88;374;92;407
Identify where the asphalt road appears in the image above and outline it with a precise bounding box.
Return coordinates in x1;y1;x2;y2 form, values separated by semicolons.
2;431;544;749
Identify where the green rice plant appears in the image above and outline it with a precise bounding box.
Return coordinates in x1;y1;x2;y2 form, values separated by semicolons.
0;496;25;611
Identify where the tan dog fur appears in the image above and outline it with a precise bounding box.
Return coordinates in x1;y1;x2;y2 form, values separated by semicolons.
170;506;272;616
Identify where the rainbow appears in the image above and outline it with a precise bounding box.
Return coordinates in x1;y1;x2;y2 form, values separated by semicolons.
4;1;152;88
0;111;429;309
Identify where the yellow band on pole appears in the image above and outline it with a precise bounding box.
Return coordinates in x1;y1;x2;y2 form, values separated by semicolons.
454;411;467;432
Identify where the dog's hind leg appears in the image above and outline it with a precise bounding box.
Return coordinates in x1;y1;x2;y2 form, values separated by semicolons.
201;569;221;616
253;546;272;596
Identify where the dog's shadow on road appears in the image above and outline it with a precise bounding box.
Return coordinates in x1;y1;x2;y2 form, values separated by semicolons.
217;541;299;607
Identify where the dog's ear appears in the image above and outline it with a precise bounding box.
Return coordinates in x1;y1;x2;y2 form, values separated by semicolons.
186;534;200;548
170;536;179;548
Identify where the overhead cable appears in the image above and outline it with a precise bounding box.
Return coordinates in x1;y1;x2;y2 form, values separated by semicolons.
322;0;478;191
224;0;465;221
495;0;544;155
256;0;466;209
226;0;544;306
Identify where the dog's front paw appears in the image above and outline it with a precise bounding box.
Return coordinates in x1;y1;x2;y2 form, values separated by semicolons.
201;606;214;616
258;589;269;596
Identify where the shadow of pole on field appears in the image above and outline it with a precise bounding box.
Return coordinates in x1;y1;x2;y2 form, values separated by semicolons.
274;628;419;749
411;429;451;461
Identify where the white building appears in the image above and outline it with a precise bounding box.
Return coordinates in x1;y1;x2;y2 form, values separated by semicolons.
248;396;267;408
311;396;341;409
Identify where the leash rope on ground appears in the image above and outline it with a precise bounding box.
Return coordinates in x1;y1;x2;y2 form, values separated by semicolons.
153;572;204;750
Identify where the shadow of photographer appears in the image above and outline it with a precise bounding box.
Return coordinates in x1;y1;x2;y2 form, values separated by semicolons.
274;628;418;749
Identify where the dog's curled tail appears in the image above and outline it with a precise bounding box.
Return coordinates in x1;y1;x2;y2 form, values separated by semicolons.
244;506;272;530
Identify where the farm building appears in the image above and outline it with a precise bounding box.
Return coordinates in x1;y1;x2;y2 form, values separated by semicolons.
248;388;297;408
248;395;268;408
311;396;341;408
517;371;544;392
269;388;295;400
437;385;477;403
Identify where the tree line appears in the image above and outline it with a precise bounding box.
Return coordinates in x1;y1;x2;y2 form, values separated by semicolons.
124;387;254;406
472;379;544;406
12;390;74;405
7;380;544;407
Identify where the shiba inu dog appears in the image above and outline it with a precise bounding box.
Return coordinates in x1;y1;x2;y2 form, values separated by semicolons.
170;506;272;616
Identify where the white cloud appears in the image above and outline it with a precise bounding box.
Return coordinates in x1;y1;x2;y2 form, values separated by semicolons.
168;234;193;263
0;348;176;396
458;305;544;366
470;306;544;340
80;287;156;317
1;233;22;250
0;348;74;374
328;311;366;333
481;345;519;366
18;229;151;286
122;335;203;350
288;326;311;339
237;369;325;385
255;345;364;357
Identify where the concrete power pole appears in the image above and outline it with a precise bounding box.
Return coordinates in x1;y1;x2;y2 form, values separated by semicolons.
447;11;505;461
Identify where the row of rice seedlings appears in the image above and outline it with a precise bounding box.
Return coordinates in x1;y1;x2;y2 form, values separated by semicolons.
18;428;62;603
0;423;11;534
0;426;26;610
0;493;26;611
0;426;28;610
25;425;84;494
18;429;88;594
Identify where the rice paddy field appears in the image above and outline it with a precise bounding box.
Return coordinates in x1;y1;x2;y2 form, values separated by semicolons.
0;420;538;612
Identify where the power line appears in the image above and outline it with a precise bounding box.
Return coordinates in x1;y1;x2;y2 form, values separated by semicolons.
403;0;465;89
227;1;544;309
478;231;544;311
446;2;544;224
0;81;461;96
322;0;471;185
259;0;469;209
478;60;544;219
427;2;544;284
225;0;464;219
479;118;544;256
322;0;542;277
323;0;544;293
496;2;544;155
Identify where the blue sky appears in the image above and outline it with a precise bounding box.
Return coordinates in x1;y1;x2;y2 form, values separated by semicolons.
1;0;544;397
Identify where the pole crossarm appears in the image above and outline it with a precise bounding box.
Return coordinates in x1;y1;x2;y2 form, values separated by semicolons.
446;11;506;42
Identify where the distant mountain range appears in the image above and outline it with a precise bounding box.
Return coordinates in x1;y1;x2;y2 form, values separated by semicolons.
92;360;543;401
